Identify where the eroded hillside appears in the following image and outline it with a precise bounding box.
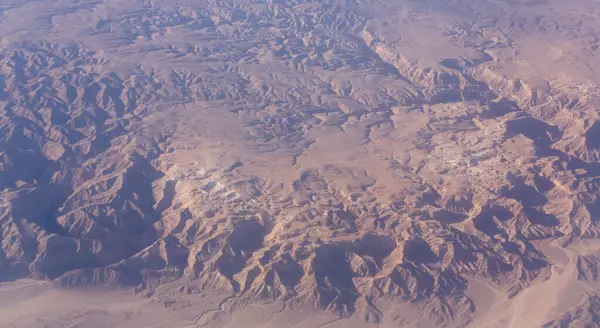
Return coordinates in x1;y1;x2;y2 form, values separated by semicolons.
2;0;600;327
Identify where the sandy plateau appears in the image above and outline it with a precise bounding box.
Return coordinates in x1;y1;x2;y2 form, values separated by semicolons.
2;0;600;327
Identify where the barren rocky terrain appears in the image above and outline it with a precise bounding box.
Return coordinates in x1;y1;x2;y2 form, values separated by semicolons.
2;0;600;327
